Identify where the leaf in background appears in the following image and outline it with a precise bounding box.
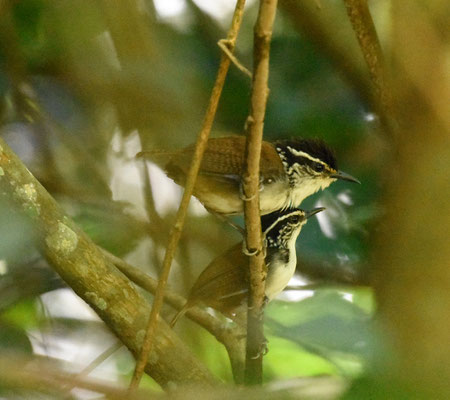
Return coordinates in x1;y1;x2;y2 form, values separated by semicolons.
0;259;63;312
265;290;374;373
0;199;37;262
73;201;146;257
0;319;33;354
1;298;39;332
264;335;337;380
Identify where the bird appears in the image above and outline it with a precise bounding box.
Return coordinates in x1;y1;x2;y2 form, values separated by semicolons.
138;136;359;216
169;206;325;327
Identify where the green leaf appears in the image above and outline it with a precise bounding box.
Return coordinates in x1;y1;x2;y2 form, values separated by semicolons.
0;319;33;354
265;290;373;369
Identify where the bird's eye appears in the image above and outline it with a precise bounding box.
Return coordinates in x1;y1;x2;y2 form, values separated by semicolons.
290;215;301;224
314;163;325;172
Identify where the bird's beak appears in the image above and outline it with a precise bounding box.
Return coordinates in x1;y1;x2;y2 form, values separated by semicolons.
305;207;326;219
330;170;361;184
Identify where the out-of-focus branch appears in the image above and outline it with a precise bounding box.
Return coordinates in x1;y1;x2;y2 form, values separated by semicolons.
152;376;347;400
242;0;278;385
0;354;152;400
129;0;247;389
0;137;216;388
65;341;123;392
297;259;371;287
371;1;450;396
342;0;395;135
0;260;65;311
0;353;347;400
279;0;372;108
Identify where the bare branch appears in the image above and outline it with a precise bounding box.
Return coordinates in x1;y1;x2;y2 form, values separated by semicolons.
278;0;372;109
102;249;239;340
65;341;123;391
0;354;151;400
242;0;278;385
103;249;247;383
0;352;347;400
342;0;395;135
129;0;247;389
218;39;252;79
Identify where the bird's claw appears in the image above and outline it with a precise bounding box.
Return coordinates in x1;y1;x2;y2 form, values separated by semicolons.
239;177;264;201
239;182;257;202
242;243;260;257
251;338;269;359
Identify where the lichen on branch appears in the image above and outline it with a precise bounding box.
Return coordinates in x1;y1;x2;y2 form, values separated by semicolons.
0;136;216;388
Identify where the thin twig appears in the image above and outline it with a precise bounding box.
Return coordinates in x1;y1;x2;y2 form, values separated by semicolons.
140;160;166;275
342;0;395;134
140;160;163;227
74;342;123;381
242;0;279;385
0;355;151;400
129;0;247;390
102;249;228;338
61;341;123;398
218;39;252;79
102;248;248;383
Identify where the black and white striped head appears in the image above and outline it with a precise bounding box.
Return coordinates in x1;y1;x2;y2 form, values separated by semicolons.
262;207;325;249
275;138;360;190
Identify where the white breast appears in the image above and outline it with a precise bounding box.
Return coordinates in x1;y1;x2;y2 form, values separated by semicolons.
260;180;291;214
265;242;297;301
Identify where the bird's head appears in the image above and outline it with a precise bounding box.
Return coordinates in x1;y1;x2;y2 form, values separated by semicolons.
262;207;325;249
275;138;360;194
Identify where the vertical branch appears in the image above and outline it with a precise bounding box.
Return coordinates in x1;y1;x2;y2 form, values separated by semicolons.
342;0;395;135
129;0;247;390
242;0;278;385
372;0;450;394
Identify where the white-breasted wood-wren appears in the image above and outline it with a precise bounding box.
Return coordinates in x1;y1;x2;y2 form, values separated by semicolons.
138;136;359;216
170;206;325;326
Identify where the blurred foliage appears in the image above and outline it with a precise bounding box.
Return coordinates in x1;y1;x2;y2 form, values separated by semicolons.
2;0;445;397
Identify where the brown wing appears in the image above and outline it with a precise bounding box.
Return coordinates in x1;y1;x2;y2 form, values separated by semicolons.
188;242;249;314
165;136;285;184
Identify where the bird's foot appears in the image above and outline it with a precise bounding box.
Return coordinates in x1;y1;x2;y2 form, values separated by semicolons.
239;181;257;202
241;241;261;257
251;338;269;359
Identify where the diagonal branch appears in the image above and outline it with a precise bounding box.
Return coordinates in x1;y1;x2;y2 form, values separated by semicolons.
103;249;247;383
0;354;152;400
0;137;216;388
342;0;395;135
102;249;242;342
242;0;279;385
278;0;373;109
129;0;247;389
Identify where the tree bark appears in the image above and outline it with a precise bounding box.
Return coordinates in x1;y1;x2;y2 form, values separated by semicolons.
0;136;216;388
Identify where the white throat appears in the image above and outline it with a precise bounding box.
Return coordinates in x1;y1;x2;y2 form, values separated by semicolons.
286;175;332;209
265;227;302;301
